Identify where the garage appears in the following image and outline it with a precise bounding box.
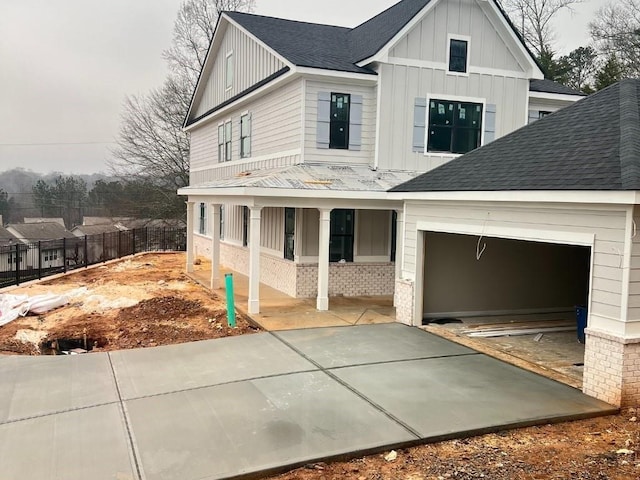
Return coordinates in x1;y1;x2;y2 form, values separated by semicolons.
389;81;640;406
417;230;593;385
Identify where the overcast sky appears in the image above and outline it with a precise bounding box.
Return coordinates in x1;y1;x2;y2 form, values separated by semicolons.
0;0;607;176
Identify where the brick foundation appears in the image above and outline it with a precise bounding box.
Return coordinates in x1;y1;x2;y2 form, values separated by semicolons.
394;279;415;325
194;237;395;299
583;329;640;407
296;262;395;298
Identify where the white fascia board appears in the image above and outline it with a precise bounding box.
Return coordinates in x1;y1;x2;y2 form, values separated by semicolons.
179;188;402;209
389;190;640;205
183;70;298;132
355;0;439;67
528;91;586;102
475;0;544;79
295;67;378;84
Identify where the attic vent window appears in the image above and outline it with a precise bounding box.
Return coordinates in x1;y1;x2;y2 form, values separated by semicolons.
448;38;468;73
225;52;234;89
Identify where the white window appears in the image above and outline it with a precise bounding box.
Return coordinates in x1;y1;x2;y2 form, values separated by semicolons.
225;52;234;90
218;124;224;163
240;113;251;158
447;35;470;75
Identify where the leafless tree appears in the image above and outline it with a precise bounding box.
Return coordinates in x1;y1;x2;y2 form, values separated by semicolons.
590;0;640;76
112;0;255;218
164;0;255;91
502;0;583;57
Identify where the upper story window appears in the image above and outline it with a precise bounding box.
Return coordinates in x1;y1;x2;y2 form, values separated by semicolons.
539;110;552;119
225;52;234;89
240;113;251;158
448;37;469;74
330;93;350;149
428;99;482;154
224;121;232;161
218;124;224;162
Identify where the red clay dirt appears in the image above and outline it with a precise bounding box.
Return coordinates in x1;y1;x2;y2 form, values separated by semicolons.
1;253;638;478
0;253;257;355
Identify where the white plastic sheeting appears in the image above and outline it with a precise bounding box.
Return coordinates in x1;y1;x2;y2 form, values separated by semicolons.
0;293;69;327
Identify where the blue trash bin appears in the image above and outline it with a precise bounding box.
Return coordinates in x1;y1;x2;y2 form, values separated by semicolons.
575;306;587;344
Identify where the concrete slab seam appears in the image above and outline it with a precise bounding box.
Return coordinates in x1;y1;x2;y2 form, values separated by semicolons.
108;352;144;480
325;352;481;372
268;331;422;440
0;401;120;426
115;368;321;402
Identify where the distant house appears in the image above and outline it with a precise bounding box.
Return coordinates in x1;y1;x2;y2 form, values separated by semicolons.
71;224;122;262
23;217;66;229
7;222;76;269
82;216;132;227
0;226;24;273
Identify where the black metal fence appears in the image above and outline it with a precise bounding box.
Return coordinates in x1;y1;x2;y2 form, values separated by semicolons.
0;227;186;289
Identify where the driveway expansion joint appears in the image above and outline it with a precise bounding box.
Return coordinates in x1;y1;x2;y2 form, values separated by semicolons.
0;401;120;426
269;331;424;439
108;352;143;480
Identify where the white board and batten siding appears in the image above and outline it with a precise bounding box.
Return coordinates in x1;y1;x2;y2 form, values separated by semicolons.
402;201;632;335
193;22;286;119
190;79;303;185
304;80;376;165
377;0;530;172
626;207;640;329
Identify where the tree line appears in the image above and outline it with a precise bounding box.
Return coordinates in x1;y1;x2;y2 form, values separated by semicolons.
0;175;183;228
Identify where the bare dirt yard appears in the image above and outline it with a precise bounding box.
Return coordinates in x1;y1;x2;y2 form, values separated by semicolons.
0;252;257;355
1;252;638;478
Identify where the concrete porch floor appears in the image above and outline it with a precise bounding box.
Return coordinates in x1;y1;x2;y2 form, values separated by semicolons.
188;260;395;331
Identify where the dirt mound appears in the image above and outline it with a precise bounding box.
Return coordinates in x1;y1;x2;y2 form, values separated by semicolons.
0;253;260;355
116;296;207;322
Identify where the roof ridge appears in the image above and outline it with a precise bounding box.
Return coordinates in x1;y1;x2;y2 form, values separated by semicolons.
224;11;352;31
619;80;640;189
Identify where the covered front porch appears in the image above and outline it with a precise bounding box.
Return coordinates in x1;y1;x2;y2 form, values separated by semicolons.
180;164;415;315
188;259;396;330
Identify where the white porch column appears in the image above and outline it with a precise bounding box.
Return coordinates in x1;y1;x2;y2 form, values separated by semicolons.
210;203;221;289
186;201;195;273
248;206;263;314
394;209;404;306
317;208;332;311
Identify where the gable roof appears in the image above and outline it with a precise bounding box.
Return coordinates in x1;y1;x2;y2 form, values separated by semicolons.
226;0;536;75
391;80;640;192
8;222;75;242
530;79;584;96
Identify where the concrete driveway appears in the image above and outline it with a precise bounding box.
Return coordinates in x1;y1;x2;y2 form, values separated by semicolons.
0;323;616;480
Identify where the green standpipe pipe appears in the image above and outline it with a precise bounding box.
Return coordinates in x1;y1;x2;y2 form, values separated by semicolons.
225;273;236;328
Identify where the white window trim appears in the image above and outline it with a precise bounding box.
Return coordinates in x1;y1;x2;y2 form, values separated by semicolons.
446;34;471;77
240;110;251;159
225;51;234;91
424;93;486;156
224;119;232;162
217;122;225;163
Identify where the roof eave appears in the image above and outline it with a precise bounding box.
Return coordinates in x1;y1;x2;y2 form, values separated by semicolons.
388;189;640;205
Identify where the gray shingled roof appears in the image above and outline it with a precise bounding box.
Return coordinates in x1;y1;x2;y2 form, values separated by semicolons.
391;80;640;192
226;0;432;74
8;222;75;241
226;0;545;77
530;79;584;96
